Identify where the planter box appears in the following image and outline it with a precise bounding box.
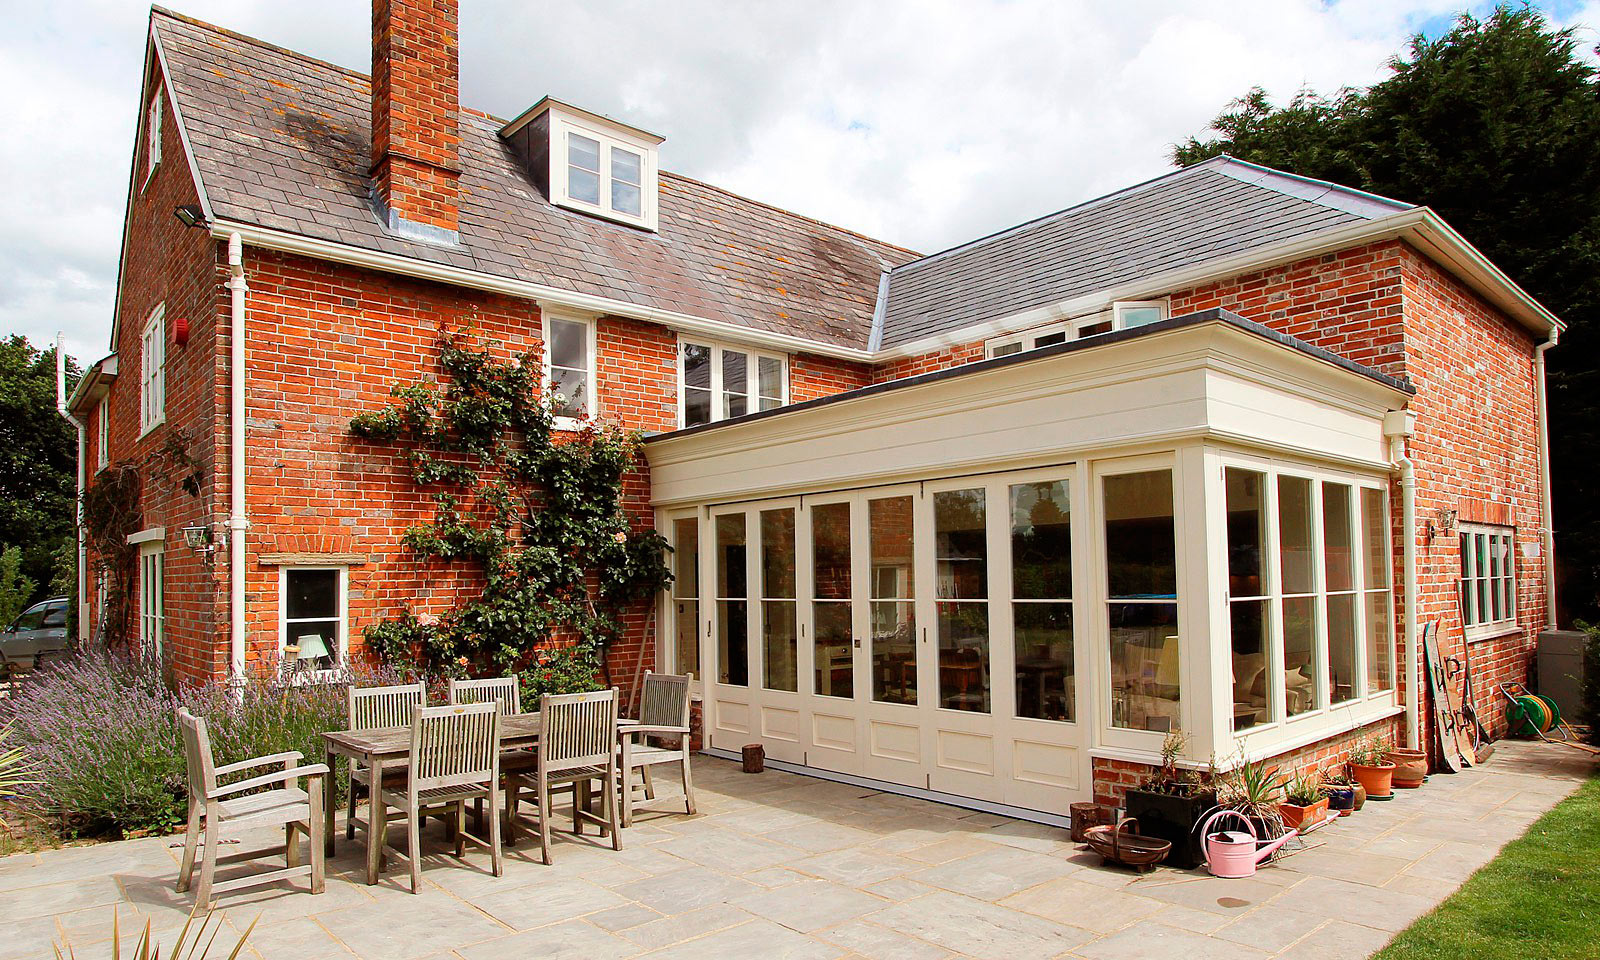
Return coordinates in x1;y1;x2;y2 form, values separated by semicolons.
1123;788;1215;869
1279;797;1329;831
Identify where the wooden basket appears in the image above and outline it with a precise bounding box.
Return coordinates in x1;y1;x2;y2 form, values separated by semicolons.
1070;802;1114;843
1083;817;1172;872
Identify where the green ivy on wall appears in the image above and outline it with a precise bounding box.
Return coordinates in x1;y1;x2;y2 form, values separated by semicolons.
350;335;671;694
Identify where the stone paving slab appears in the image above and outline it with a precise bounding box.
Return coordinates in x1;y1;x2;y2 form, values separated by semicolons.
1;740;1589;959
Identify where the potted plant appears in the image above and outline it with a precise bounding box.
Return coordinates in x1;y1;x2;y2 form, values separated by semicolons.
1277;768;1329;831
1122;732;1216;869
1214;758;1286;845
1347;734;1396;799
1385;746;1428;788
1321;770;1356;816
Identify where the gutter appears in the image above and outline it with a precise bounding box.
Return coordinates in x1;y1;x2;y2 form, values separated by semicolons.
1534;328;1560;626
227;233;248;682
55;336;88;645
1384;411;1420;750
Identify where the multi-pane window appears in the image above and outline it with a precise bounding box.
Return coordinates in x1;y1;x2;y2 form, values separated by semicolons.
1225;468;1270;731
611;148;643;217
1322;483;1358;705
812;502;853;698
760;508;798;692
139;544;163;659
1104;470;1180;732
562;129;652;223
671;517;700;677
544;313;593;422
1460;524;1516;638
282;568;342;672
678;341;786;428
144;90;162;188
869;495;916;705
986;300;1168;358
715;514;749;686
96;401;109;471
1362;489;1393;691
935;488;989;713
1010;480;1074;722
140;304;165;434
1277;475;1318;718
566;133;602;206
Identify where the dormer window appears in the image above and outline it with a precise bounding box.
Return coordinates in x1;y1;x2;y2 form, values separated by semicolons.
501;97;663;231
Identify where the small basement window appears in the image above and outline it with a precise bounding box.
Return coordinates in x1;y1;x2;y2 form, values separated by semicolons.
680;340;786;428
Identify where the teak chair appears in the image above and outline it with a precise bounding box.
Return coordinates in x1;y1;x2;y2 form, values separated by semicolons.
346;682;426;842
619;671;697;827
448;676;534;829
376;701;504;893
506;688;621;864
176;709;328;908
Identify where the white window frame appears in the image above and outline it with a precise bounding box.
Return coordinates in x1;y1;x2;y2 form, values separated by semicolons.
677;338;788;429
96;400;109;471
548;112;660;230
278;566;348;679
1459;523;1517;640
139;543;164;660
140;303;166;436
143;89;162;191
542;308;598;429
985;299;1169;359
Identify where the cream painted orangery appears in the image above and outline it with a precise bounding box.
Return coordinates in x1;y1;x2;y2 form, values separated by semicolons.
646;312;1414;821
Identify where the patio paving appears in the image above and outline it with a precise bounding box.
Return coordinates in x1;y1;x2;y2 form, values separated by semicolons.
1;740;1590;960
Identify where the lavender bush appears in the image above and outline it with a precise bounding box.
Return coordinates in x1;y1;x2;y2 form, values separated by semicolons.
2;653;406;838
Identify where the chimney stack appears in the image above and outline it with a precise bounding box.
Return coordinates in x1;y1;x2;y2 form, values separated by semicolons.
371;0;461;241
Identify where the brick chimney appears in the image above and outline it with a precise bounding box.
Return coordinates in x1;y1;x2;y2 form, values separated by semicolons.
370;0;461;241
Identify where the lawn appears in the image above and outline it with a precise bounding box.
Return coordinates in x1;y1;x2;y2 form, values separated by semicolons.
1376;775;1600;960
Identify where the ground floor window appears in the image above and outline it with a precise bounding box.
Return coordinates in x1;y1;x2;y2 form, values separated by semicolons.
280;567;344;674
1459;523;1515;639
1103;468;1180;732
138;544;163;659
670;515;700;677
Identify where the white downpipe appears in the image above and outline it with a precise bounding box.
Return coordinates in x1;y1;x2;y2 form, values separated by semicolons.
227;233;248;683
1534;328;1559;628
1388;424;1420;750
55;335;88;644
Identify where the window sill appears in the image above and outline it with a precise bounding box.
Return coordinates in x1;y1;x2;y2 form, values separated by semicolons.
553;415;594;433
1466;622;1521;643
138;417;165;440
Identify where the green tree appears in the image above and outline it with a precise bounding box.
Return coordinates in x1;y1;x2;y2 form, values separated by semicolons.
1174;5;1600;623
0;336;80;603
0;545;35;627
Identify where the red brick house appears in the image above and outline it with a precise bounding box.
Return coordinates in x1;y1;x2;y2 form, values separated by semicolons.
65;2;1562;819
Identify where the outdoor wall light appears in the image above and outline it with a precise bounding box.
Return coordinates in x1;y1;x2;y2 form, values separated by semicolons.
181;523;217;553
173;204;206;228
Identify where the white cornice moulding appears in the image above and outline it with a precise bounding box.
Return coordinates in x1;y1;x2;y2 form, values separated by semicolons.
209;220;876;364
126;527;166;546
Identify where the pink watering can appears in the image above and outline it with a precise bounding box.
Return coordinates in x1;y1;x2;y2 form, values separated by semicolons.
1199;809;1297;878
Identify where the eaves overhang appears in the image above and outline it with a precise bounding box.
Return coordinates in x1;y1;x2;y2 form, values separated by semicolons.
66;354;118;416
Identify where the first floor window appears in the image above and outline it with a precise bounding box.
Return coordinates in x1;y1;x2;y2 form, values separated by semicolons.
544;312;594;422
679;340;787;428
140;304;166;434
139;545;164;658
282;568;343;672
96;400;109;470
986;300;1168;358
1460;524;1515;638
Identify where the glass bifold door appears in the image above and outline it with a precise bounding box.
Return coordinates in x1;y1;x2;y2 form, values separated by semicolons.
692;467;1091;811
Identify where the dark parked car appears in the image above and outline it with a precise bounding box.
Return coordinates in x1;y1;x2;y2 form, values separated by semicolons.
1;596;69;674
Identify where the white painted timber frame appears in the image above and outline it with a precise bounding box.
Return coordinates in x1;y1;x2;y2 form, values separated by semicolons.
676;336;788;428
278;565;348;679
986;299;1170;359
541;305;598;429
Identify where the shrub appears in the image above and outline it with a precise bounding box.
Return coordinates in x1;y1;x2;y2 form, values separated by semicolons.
2;653;405;838
0;545;35;628
1580;621;1600;747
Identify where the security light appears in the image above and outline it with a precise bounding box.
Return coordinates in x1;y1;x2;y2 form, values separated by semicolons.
173;204;205;228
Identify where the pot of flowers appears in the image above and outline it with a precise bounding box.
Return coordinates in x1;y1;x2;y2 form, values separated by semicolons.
1321;771;1357;816
1122;732;1216;869
1277;768;1329;831
1347;735;1396;800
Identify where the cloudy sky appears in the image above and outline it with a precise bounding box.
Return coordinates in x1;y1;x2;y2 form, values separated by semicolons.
5;0;1596;364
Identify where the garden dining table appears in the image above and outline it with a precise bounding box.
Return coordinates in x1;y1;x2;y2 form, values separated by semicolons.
322;713;636;884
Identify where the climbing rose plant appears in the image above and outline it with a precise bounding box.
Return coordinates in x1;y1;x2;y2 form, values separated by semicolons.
349;335;670;691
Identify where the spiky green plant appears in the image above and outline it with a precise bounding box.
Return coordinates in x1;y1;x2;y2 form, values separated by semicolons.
0;723;37;828
53;906;256;960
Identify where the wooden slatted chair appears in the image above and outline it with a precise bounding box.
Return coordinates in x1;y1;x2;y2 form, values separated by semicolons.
619;671;696;826
346;683;425;842
176;708;327;908
375;701;503;893
448;676;534;831
506;688;621;864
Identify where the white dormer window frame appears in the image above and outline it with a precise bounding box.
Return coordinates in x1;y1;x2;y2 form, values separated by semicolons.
985;298;1169;359
143;89;163;192
677;338;787;429
542;307;598;430
548;112;660;231
140;303;166;436
96;400;109;472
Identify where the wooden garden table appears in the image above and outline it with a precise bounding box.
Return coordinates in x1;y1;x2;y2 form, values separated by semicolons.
321;714;635;884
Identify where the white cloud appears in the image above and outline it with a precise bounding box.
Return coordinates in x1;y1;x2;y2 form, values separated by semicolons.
0;0;1585;364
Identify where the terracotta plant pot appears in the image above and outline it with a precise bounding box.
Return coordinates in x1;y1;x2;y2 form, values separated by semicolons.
1352;782;1367;811
1349;761;1396;799
1278;797;1329;831
1386;748;1427;788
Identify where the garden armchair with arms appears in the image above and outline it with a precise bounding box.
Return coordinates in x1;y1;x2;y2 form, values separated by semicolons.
176;708;328;908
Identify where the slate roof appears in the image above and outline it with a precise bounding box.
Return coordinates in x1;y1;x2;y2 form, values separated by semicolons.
151;8;918;350
877;157;1414;349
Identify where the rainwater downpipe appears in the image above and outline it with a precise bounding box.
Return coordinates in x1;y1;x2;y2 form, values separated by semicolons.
1385;410;1420;750
55;336;88;644
227;233;248;683
1534;327;1559;627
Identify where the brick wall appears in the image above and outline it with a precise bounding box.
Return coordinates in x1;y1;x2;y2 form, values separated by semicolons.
370;0;461;231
